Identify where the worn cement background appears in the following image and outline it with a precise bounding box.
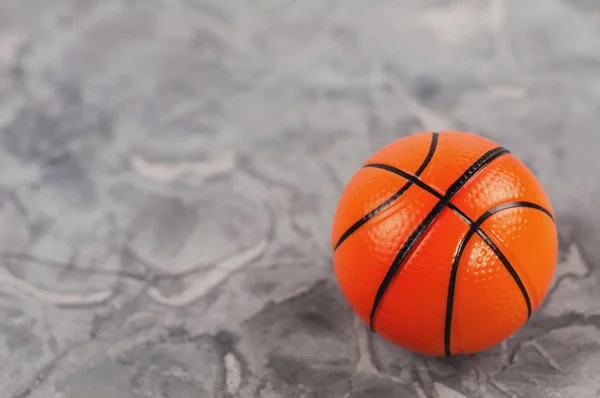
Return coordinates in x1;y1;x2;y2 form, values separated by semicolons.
0;0;599;397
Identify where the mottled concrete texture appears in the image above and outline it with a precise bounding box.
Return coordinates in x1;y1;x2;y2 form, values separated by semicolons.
0;0;599;397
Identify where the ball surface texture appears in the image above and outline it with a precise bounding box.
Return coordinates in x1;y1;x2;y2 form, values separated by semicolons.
331;131;557;356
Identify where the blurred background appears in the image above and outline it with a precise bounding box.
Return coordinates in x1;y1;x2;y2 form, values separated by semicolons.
0;0;599;397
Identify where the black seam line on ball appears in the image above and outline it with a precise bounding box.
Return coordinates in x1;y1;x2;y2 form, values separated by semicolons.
365;146;510;331
333;133;439;252
443;201;554;357
363;164;555;227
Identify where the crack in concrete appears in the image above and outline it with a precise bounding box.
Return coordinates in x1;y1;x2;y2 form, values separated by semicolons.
8;339;91;398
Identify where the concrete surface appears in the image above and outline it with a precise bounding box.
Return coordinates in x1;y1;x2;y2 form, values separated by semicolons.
0;0;599;397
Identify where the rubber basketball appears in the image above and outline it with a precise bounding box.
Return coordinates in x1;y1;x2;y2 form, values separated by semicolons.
331;131;558;357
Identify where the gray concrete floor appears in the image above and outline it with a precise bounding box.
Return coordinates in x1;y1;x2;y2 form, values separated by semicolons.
0;0;599;397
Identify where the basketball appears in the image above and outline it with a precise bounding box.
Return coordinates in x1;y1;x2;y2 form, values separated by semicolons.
331;131;558;357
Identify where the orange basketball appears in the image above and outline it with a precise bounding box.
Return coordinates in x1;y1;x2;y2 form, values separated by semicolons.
331;131;558;357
